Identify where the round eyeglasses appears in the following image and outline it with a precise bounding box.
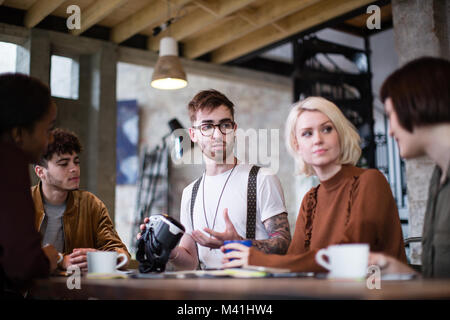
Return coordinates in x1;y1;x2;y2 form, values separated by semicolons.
192;121;235;137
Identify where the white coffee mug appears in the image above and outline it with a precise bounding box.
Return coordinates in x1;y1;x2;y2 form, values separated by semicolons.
315;243;369;279
87;251;128;274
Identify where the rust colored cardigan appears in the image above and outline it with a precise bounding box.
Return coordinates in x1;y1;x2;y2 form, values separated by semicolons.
248;165;407;272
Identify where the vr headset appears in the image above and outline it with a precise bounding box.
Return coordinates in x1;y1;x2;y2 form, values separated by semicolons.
136;214;185;273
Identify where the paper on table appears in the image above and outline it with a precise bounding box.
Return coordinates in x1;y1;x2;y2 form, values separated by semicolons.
163;270;230;278
381;273;417;281
134;267;292;279
224;268;267;278
244;265;291;273
86;272;128;280
164;269;267;278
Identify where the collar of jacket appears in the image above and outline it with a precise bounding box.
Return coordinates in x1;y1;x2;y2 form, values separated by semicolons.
32;181;78;231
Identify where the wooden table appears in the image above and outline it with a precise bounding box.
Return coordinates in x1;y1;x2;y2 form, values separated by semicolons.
30;273;450;300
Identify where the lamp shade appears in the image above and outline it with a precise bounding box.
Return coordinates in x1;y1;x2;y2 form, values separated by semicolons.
151;37;187;90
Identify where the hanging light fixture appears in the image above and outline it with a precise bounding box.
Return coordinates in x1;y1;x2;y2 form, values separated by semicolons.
151;0;187;90
151;37;187;90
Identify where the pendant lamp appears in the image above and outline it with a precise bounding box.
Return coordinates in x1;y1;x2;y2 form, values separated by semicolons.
151;37;187;90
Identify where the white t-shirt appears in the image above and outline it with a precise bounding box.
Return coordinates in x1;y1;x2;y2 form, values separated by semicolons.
180;164;287;269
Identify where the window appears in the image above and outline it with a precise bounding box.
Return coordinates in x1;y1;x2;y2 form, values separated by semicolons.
50;55;79;99
0;41;17;73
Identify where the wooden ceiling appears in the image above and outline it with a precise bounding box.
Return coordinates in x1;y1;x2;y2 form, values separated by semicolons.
1;0;392;64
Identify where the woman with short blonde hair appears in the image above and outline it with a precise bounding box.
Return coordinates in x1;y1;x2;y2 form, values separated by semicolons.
285;96;361;176
222;96;406;273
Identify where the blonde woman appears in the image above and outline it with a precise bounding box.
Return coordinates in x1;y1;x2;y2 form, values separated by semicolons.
222;97;407;272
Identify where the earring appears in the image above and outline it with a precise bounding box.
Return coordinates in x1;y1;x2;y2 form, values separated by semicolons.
11;128;22;145
293;140;299;151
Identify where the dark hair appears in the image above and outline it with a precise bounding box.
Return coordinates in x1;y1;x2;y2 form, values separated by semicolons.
188;89;235;123
37;128;82;167
380;57;450;132
0;73;52;136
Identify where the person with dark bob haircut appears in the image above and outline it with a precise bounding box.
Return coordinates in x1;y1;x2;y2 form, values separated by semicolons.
369;57;450;278
0;73;60;298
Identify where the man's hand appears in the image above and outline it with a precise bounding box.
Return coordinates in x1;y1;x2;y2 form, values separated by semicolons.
63;248;97;272
42;244;59;272
136;217;150;240
191;208;243;249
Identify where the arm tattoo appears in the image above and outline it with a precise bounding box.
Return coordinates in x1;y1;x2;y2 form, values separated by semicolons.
252;213;291;254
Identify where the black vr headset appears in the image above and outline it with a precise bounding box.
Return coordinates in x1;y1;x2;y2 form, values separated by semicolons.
136;214;185;273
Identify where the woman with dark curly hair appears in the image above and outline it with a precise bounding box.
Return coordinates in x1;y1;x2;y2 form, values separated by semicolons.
0;73;59;298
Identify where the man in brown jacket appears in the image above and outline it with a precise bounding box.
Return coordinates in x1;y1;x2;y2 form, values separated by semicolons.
32;128;130;272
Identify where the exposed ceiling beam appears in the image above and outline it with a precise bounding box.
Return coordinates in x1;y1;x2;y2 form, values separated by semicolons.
23;0;66;28
182;0;321;59
237;9;286;32
147;0;256;52
271;22;286;33
192;0;220;17
110;0;191;44
71;0;128;36
211;0;375;64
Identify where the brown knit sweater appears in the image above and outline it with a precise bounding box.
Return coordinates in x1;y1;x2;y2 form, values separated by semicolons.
248;165;407;272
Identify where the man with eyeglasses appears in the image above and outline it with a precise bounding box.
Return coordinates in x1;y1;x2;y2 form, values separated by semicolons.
138;89;291;270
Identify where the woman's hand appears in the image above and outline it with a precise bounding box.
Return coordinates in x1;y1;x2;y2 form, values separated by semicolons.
42;244;59;272
368;252;417;275
221;243;251;269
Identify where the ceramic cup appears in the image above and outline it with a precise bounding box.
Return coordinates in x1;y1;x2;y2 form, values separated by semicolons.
87;251;128;274
315;243;369;279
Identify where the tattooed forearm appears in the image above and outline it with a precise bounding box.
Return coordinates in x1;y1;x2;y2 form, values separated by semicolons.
252;213;291;254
